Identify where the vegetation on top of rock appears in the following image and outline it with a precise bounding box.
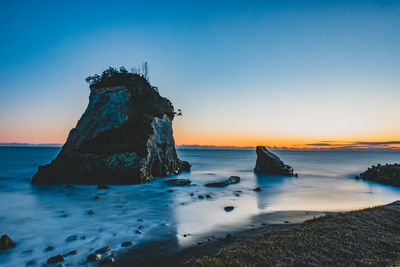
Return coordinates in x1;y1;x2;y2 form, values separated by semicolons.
85;63;151;90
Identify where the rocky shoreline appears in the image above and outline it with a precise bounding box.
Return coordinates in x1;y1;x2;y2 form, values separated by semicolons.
180;201;400;266
357;163;400;187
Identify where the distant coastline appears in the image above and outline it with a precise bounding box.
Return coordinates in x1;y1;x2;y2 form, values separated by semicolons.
1;143;400;152
0;143;62;147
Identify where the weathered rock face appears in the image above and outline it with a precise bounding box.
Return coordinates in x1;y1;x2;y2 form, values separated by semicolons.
32;74;189;184
358;163;400;187
254;146;294;176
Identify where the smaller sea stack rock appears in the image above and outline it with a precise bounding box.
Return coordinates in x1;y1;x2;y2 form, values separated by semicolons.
359;163;400;187
254;146;294;176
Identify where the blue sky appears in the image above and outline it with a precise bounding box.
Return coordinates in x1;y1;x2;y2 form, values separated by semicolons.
0;0;399;147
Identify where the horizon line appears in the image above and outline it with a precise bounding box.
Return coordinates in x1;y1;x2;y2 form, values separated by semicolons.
1;142;400;152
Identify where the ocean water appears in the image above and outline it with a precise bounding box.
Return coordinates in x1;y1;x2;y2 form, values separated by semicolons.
0;147;399;266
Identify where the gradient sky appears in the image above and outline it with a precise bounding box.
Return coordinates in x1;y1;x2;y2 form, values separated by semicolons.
0;0;399;148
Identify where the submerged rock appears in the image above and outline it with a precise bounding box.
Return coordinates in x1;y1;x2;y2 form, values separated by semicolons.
47;255;64;264
97;184;110;189
95;246;111;254
87;253;102;261
99;258;115;265
254;146;294;176
224;206;234;212
359;163;400;187
205;176;240;187
31;68;189;185
253;187;262;192
0;235;16;250
121;241;133;247
45;246;55;251
164;179;191;186
63;250;79;256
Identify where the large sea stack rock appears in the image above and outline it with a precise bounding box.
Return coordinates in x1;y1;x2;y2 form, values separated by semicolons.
32;67;190;184
358;163;400;187
254;146;294;176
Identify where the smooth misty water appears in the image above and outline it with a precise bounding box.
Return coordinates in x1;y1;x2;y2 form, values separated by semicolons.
0;147;400;266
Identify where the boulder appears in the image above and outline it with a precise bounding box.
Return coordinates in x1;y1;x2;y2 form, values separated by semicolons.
205;176;240;187
0;235;16;250
99;258;115;265
87;253;102;261
359;163;400;187
164;179;191;186
47;255;64;264
31;68;190;185
254;146;294;176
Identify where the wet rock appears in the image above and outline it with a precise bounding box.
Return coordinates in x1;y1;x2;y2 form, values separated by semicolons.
96;246;111;254
64;184;74;188
179;160;191;172
65;235;78;242
97;184;110;189
224;206;234;212
135;230;142;234
99;257;115;265
205;194;212;199
253;187;262;192
183;234;188;237
0;235;16;250
26;260;36;265
234;191;241;197
359;163;400;187
198;195;204;199
88;209;95;215
94;195;100;200
64;250;79;256
254;146;294;176
121;241;133;247
87;253;102;261
284;221;290;224
47;255;64;264
138;225;144;230
205;176;240;187
197;241;203;245
45;246;55;251
164;179;191;186
167;189;174;192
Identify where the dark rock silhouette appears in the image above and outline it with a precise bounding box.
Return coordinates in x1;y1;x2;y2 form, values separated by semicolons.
254;146;294;176
205;176;240;187
359;163;400;187
164;179;191;186
32;68;190;184
0;235;16;250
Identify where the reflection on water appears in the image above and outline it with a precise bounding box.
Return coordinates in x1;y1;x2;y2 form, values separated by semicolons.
0;148;399;266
